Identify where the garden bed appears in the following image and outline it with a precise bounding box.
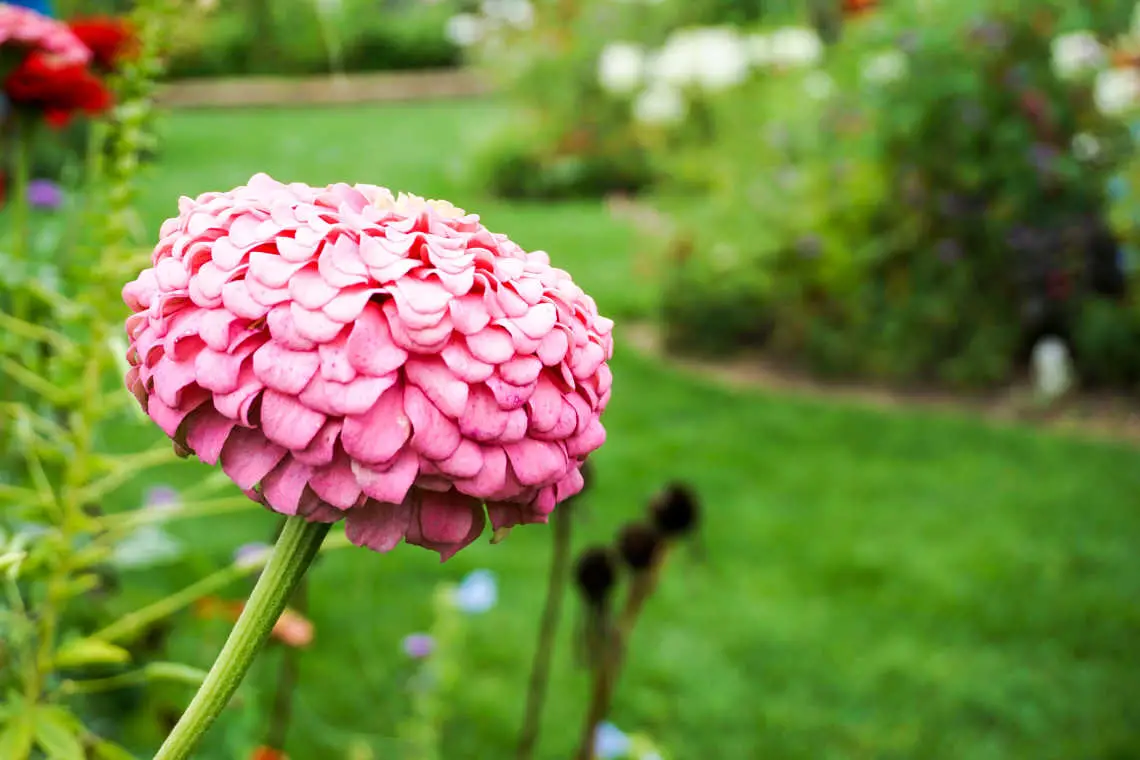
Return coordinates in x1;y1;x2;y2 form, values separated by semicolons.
625;322;1140;446
155;68;490;109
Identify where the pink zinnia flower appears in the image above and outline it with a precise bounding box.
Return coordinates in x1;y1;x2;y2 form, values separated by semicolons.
0;5;91;66
122;174;613;560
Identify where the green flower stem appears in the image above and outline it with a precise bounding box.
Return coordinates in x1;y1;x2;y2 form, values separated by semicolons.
516;506;574;760
155;516;331;760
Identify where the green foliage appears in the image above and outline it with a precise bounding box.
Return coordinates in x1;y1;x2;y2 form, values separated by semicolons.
657;0;1140;388
164;0;462;80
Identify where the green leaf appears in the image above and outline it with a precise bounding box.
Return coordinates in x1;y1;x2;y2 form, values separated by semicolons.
0;711;35;760
54;638;132;669
32;706;84;760
91;739;138;760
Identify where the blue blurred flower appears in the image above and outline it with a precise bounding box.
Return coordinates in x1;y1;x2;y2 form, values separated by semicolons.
1108;174;1129;199
402;633;435;658
6;0;54;16
1129;121;1140;144
452;569;497;614
27;179;63;210
595;723;631;759
111;525;182;570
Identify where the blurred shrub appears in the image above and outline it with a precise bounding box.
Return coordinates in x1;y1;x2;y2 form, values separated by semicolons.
458;0;807;199
647;0;1140;390
164;0;461;79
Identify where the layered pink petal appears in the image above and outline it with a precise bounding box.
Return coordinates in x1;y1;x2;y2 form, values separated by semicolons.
122;174;613;558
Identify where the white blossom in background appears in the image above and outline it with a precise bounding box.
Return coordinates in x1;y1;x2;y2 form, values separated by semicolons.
111;526;183;570
633;83;686;124
862;50;907;84
481;0;534;29
651;27;750;91
747;33;773;66
769;26;824;68
445;13;484;46
1031;336;1074;401
1094;67;1140;115
1050;32;1105;79
1071;132;1100;161
598;42;646;94
804;71;835;100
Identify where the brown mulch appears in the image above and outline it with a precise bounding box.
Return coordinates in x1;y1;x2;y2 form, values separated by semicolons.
624;322;1140;447
155;69;490;109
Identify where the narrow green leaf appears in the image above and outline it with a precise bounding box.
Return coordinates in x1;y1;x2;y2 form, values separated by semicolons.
91;739;138;760
0;711;34;760
55;637;132;669
32;706;85;760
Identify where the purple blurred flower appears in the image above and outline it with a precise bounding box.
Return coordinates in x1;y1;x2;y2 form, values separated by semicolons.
1029;143;1060;175
938;193;968;218
896;31;919;53
969;19;1007;50
935;238;962;263
144;485;179;512
233;542;272;570
27;179;62;210
402;633;435;659
958;99;985;128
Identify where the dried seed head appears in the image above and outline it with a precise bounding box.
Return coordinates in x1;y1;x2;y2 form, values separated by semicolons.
650;482;700;539
574;546;619;605
616;522;663;572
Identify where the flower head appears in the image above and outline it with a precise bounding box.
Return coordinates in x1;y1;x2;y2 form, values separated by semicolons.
595;722;631;759
233;542;272;569
768;26;823;69
598;42;645;95
67;16;137;71
122;175;612;560
452;568;497;613
0;4;90;65
1094;67;1140;116
402;632;435;658
1050;31;1104;80
27;178;62;209
633;84;685;125
5;51;111;128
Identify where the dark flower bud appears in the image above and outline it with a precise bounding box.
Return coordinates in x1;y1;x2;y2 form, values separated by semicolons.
649;483;700;539
574;546;618;606
616;523;663;572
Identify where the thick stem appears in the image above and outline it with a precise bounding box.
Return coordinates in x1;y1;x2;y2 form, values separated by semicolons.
154;516;330;760
264;515;303;752
516;506;574;760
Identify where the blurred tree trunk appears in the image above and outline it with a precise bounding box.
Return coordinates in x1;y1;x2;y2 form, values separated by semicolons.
243;0;276;74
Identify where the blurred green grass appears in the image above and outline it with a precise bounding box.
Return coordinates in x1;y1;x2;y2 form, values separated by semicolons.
101;100;1140;759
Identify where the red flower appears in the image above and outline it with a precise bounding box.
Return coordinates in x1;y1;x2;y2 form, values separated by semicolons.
67;16;137;71
842;0;877;16
249;748;288;760
5;52;112;128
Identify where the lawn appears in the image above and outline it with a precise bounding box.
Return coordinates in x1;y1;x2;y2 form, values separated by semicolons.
97;99;1140;759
